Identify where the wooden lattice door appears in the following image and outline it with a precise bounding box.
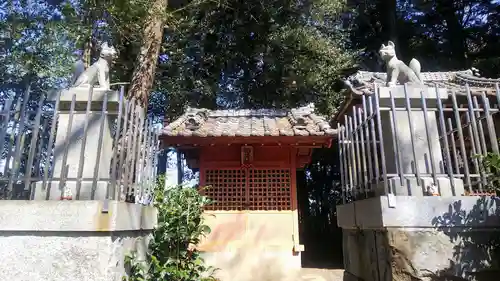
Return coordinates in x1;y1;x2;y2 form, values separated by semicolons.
202;168;292;211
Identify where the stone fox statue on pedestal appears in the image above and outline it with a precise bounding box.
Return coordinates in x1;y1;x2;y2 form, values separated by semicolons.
379;41;423;86
71;42;118;90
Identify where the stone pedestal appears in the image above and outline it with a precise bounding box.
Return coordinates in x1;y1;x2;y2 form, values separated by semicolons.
34;87;121;200
337;196;500;281
376;176;465;198
376;86;465;196
0;200;156;281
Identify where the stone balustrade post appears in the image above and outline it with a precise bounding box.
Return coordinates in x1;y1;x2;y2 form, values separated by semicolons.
33;87;121;200
375;85;465;197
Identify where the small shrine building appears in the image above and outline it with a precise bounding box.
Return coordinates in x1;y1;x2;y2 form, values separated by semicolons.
161;103;336;271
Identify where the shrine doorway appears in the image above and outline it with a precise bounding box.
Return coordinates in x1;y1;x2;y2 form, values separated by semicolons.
296;147;344;270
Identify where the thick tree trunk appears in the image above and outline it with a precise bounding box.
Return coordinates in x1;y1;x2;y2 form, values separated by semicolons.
82;39;99;67
176;150;184;185
437;1;468;68
378;0;397;45
118;0;167;202
127;0;168;106
82;40;92;68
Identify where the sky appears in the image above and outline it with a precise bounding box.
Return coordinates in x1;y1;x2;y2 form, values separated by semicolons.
161;151;199;188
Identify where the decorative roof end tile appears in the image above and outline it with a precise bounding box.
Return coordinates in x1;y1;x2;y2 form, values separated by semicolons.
162;104;336;138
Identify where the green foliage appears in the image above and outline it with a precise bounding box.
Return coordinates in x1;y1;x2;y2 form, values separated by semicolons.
347;0;500;76
0;1;79;91
157;0;354;120
477;152;500;194
124;176;216;281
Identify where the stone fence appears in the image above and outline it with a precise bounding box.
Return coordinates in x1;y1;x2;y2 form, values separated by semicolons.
0;85;159;281
336;84;500;281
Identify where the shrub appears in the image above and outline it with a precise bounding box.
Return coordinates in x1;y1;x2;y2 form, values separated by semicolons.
477;152;500;194
124;177;216;281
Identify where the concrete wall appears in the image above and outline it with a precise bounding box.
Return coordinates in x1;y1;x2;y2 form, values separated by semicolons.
0;201;157;281
337;196;500;281
198;211;301;281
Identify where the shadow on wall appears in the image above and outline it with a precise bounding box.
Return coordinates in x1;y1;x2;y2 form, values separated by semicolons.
362;197;500;281
428;197;500;281
200;223;338;281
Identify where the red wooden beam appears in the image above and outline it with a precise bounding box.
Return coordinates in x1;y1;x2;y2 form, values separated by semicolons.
160;135;333;148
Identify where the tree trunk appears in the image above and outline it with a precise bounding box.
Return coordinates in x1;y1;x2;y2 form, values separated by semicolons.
117;0;167;202
378;0;398;46
176;150;184;185
127;0;168;106
436;1;468;68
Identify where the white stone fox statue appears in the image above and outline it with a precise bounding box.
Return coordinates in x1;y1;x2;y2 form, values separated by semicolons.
71;42;118;90
379;41;423;86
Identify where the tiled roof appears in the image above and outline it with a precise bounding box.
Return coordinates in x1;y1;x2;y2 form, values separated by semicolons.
345;69;500;96
162;103;336;138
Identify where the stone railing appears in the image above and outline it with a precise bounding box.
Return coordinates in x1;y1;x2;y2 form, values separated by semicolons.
0;85;159;281
336;84;500;281
337;84;500;201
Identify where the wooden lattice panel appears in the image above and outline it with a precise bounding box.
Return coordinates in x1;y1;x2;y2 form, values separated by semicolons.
248;169;291;211
204;169;246;211
202;168;292;211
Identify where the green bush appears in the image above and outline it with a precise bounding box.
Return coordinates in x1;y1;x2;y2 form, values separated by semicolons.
124;177;217;281
477;152;500;194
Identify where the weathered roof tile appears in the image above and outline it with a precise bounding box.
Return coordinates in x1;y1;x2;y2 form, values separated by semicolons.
162;103;336;138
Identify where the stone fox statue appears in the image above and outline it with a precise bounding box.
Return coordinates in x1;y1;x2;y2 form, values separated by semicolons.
379;41;423;86
71;43;118;90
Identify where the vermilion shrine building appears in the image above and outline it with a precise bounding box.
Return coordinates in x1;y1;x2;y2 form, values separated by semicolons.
161;104;336;272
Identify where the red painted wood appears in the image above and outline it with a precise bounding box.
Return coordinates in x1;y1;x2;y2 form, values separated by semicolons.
161;135;332;148
198;144;302;211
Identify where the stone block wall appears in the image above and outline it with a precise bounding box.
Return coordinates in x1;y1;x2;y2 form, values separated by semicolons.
0;201;157;281
337;196;500;281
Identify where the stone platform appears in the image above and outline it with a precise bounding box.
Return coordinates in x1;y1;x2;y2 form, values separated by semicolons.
337;196;500;281
0;200;156;281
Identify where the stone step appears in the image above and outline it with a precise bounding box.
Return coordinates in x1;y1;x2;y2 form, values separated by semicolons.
296;268;344;281
213;266;344;281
